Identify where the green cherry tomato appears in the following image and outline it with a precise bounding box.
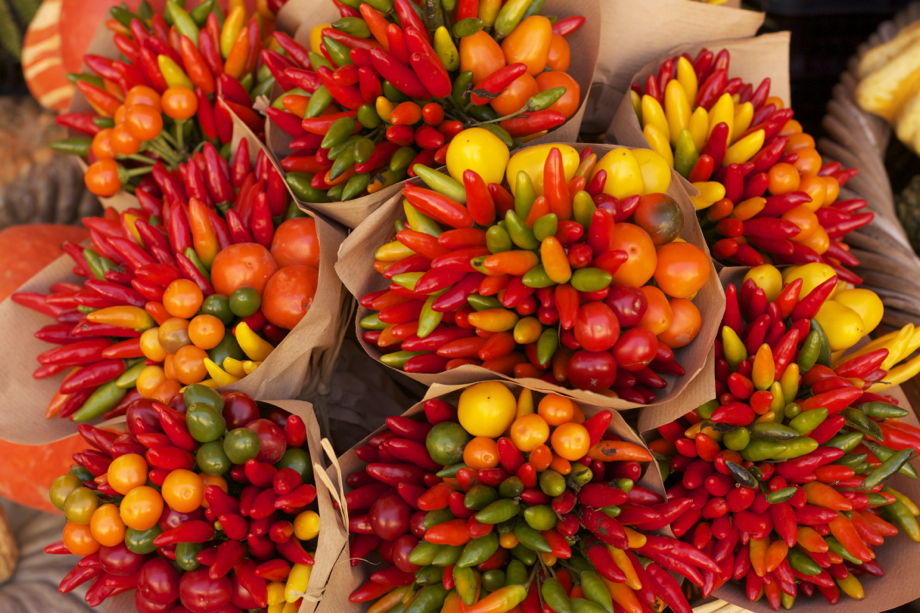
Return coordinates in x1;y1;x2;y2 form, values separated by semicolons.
186;402;227;443
196;440;231;475
207;333;246;372
176;541;205;571
229;287;261;317
276;448;313;483
69;465;94;483
64;486;99;524
426;422;470;466
224;428;261;464
50;474;82;511
201;294;234;325
125;525;162;554
184;383;226;412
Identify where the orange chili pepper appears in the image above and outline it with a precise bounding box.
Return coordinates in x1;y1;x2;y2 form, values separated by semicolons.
524;195;550;227
188;198;219;267
764;540;788;573
482;352;527;375
828;512;874;562
223;27;250;78
541;236;571;284
479;274;510;296
483;251;539;276
587;440;653;463
749;537;768;577
803;482;853;512
796;526;828;552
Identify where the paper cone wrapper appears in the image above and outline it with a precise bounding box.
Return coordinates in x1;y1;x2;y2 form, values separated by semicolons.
335;141;725;411
581;0;764;135
317;379;660;611
0;107;350;447
607;32;792;146
100;400;346;613
267;0;600;230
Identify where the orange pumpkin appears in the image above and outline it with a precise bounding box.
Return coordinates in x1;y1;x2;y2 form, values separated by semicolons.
0;224;91;513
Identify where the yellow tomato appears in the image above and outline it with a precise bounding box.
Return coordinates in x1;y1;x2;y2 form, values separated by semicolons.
783;263;837;300
309;25;331;55
120;486;164;531
744;265;784;302
832;289;884;334
591;148;645;199
815;301;866;352
446;128;509;186
632;148;671;195
162;469;204;513
506;143;579;195
457;381;517;437
107;453;148;495
294;510;321;541
509;414;550;452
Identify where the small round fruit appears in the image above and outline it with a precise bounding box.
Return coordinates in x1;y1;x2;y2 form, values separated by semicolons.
426;422;471;466
814;301;865;352
261;265;319;330
457;381;517;437
162;469;204;513
551;423;590;461
229;287;262;318
633;193;683;245
831;289;883;334
210;243;279;297
744;265;784;302
108;453;149;495
271;217;320;268
120;486;164;531
510;414;550;452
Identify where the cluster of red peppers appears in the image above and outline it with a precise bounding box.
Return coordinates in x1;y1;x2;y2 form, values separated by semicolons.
271;0;584;203
631;48;872;284
651;274;920;609
45;388;319;612
358;144;706;402
343;386;724;613
13;139;317;418
54;0;288;197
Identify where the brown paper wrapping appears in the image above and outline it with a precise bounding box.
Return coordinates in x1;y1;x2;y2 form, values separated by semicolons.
268;0;600;230
608;32;792;147
317;379;660;612
101;400;346;613
580;0;764;136
335;142;724;411
0;104;350;448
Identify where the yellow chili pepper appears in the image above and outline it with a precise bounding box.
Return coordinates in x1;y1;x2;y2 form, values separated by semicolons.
541;236;572;283
780;362;799;405
688;106;709;151
869;354;920;392
835;573;865;600
478;0;502;29
608;547;641;590
513;316;543;345
753;411;776;425
603;578;643;613
724;129;765;165
516;388;534;417
157;55;194;89
285;563;312;603
434;26;460;72
224;28;251;78
643;124;674;168
752;343;775;391
122;213;143;244
882;324;914;370
722;325;748;370
190;379;222;390
883;486;920;516
236;322;274;361
221;7;247;59
630;90;642;125
468;309;519;333
769;381;785;415
676;56;698;106
243;360;263;375
375;240;415;261
732;197;766;221
575;154;597;179
267;604;283;613
641;95;670;144
376;96;395;123
623;527;647;549
707;93;734;144
664;80;691;146
733;101;754;143
281;603;298;613
690;181;726;210
222;357;247;378
368;586;412;613
203;358;241;387
267;582;286;606
87;306;156;331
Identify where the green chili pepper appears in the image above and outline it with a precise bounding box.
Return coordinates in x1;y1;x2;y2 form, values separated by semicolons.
765;487;797;504
843;407;883;441
67;72;105;89
787;549;821;575
308;51;333;72
286;173;330;203
305;86;333;118
572;190;597;229
115;361;147;388
72;380;128;422
167;1;199;45
93;116;116;129
505;560;528;586
82;249;118;281
674;129;699;178
866;492;893;506
524;505;556;531
513;172;536;220
526;87;567;112
725;461;757;488
183;248;210;281
533;214;558;241
811;320;832;367
539;469;566;497
858;401;910;419
51;137;92;157
454;566;478;605
833;453;867;471
862;448;914;490
789;408;827;435
479;124;514;148
567;464;593;488
452;71;474;107
826;536;862;565
882;498;920;541
188;0;214;25
467;103;500;122
513;522;551;553
409;541;444;566
453;18;484;38
125;525;162;555
464;485;499;511
536;328;558;368
323;36;354;67
696;399;719;420
364;0;393;9
862;440;919;479
723;427;751;452
797;330;821;372
137;1;154;19
383;80;409;102
436;463;467;478
487;226;513;254
740;440;786;462
416;565;445;585
111;6;142;29
494;0;535;38
250;77;275;99
457;532;499;568
333;16;371;38
542;578;571;613
391;146;418;172
771;436;818;460
468;294;503;312
580;572;613;613
505;210;539;250
751;422;800;441
380;350;427;369
404;584;448;613
329;148;356;181
321;117;356;150
415;165;467;203
482;569;505;592
784;402;802;420
476;499;520;524
357;103;382;130
342;173;371;201
826;432;863;453
353;138;376;164
175;541;204;570
571;268;613;293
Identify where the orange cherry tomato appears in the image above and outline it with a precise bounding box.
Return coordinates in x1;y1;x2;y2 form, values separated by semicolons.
120;485;164;531
782;205;819;241
163;469;204;513
798;174;827;211
823;176;840;205
158;317;192;354
107;453;148;495
767;163;800;195
261;265;319;331
136;365;167;398
551;422;590;461
161;86;199;120
174;344;208;385
151;379;182;404
793;147;822;176
163;353;178;381
785;133;815;152
460;30;506;85
639;286;673;336
510;414;550;452
91;128;116;159
657;297;702;349
189;314;225;350
535;71;580;120
654;242;711;299
501;16;552;76
491;73;539;117
609;223;657;288
114;105;127;125
779;119;803;136
570;403;585;424
546;33;570;72
140;327;167;362
124;104;164;141
211;243;279;297
125;85;162;112
463;436;500;470
271;217;320;268
538;393;575;426
90;503;126;547
529;444;553;471
163;278;204;319
85;159;122;197
63;521;101;556
798;224;830;255
111;123;141;155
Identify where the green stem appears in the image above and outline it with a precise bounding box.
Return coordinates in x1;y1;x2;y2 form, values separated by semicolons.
124;165;155;178
175;119;186;152
118;153;157;165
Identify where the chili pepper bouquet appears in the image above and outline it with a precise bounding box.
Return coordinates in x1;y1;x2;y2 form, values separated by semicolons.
336;136;723;406
1;131;347;440
641;266;920;611
319;380;727;613
44;390;346;613
612;40;871;285
265;0;599;229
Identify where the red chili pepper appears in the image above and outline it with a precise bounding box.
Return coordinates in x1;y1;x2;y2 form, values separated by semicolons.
701;122;729;168
153;521;215;546
688;154;715;183
501;110;566;138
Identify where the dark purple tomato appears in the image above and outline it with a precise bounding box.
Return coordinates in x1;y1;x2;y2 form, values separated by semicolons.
135;589;176;613
159;506;206;533
567;350;618;392
391;534;422;573
613;327;659;371
259;403;292;428
633;193;683;245
221;392;260;430
100;542;148;576
138;557;181;605
574;302;620;352
169;395;187;413
370;492;411;541
179;568;232;613
246;419;287;464
126;399;162;439
605;285;648;327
